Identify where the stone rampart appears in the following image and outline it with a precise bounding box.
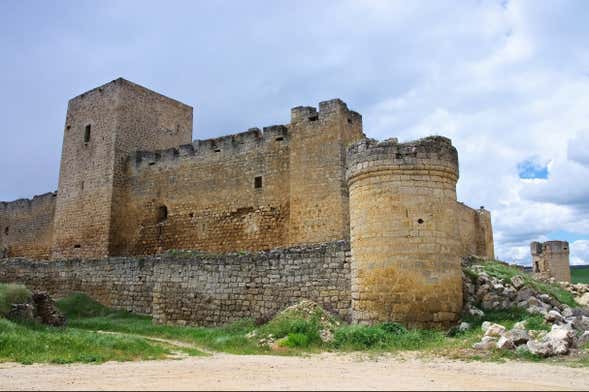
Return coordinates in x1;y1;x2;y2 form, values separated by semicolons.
0;241;351;325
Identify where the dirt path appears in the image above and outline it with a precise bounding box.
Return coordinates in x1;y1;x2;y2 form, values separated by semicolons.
1;353;588;391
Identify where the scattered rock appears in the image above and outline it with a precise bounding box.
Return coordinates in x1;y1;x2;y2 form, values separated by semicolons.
458;322;471;332
545;310;564;324
511;275;525;290
473;336;497;351
527;339;553;357
7;303;35;323
484;323;506;338
577;293;589;307
496;335;515;350
505;328;530;346
513;320;527;330
577;331;589;348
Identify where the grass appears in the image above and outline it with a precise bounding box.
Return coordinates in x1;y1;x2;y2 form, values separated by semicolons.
572;268;589;284
468;260;578;307
0;318;178;364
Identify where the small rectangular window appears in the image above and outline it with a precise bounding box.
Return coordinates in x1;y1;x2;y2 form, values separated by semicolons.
84;124;91;143
254;176;262;189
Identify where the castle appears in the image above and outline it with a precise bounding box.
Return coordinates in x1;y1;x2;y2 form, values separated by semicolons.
0;78;494;327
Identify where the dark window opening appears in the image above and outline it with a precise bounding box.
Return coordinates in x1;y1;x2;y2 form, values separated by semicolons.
308;115;318;121
148;162;156;166
189;212;194;218
74;244;81;249
275;137;284;141
214;149;221;153
347;118;353;124
80;181;84;191
254;176;263;189
417;218;424;224
157;205;168;223
4;227;8;235
84;124;91;143
66;125;71;130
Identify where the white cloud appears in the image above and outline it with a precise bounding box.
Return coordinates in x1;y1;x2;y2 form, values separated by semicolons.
571;240;589;266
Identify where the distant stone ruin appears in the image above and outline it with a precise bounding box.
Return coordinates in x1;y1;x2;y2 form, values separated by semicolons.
531;241;571;283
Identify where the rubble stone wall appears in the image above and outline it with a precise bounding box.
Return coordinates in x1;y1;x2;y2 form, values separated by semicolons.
0;241;351;325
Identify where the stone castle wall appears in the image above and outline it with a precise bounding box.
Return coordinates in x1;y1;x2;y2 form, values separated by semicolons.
0;192;56;260
0;241;351;325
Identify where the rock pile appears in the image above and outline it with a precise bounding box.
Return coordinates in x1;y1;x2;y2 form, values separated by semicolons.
559;281;589;307
6;291;66;327
465;265;589;357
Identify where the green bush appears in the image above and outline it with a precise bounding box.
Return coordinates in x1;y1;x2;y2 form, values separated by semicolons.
0;283;32;316
280;333;311;348
333;325;390;349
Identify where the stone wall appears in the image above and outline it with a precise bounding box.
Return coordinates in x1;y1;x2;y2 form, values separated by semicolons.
0;241;351;325
0;192;56;259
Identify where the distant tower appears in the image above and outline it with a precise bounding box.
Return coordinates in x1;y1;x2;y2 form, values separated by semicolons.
346;136;463;329
530;241;571;282
51;78;193;259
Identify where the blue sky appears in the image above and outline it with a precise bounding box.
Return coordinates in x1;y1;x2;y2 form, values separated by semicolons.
1;0;588;265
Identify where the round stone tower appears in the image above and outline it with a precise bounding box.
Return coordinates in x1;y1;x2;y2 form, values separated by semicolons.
346;136;463;329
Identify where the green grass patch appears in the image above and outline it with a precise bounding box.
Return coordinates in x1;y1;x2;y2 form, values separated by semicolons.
0;283;32;316
572;268;589;284
468;260;578;307
0;318;175;364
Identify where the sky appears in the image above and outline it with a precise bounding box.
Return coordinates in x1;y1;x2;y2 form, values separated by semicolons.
0;0;588;266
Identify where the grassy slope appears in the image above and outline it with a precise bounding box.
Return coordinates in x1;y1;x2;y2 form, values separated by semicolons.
572;268;589;284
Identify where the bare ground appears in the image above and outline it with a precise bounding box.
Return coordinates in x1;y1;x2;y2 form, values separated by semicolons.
1;353;589;391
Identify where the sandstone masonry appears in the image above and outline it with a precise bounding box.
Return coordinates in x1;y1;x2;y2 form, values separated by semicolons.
531;241;571;283
0;78;495;328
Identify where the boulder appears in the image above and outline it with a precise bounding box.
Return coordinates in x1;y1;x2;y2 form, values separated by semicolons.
527;340;554;357
545;310;564;324
484;323;506;338
496;335;516;350
577;293;589;307
513;320;527;330
510;275;525;290
577;331;589;348
458;322;471;332
516;287;536;303
473;336;497;351
505;328;530;346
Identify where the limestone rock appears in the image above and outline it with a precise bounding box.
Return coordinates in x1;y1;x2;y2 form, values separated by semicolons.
484;323;506;338
527;339;554;357
510;275;525;290
458;322;471;332
7;303;35;323
473;336;498;351
545;310;564;324
505;328;530;346
577;331;589;348
577;293;589;307
496;335;516;350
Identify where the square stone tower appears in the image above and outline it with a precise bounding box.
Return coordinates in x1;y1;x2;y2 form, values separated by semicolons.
531;241;571;282
51;78;193;259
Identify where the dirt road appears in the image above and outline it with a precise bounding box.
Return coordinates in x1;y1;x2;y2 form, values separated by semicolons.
1;353;588;391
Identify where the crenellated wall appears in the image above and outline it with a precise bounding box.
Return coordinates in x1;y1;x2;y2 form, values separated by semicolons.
0;192;57;259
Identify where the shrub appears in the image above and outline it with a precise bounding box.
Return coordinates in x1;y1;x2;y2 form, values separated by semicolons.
0;283;32;316
280;333;311;348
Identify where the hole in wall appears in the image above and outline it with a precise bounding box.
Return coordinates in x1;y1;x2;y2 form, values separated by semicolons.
417;218;424;224
254;176;263;189
148;162;156;166
74;244;81;249
4;227;8;235
275;137;284;141
347;118;352;124
157;205;168;223
84;124;91;143
189;213;194;218
308;115;318;121
214;149;221;153
66;125;71;130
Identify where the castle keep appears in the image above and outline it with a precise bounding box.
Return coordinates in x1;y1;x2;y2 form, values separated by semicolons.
0;78;494;328
531;241;571;283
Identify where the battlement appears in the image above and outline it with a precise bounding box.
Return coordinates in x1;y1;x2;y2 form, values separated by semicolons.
130;125;289;169
346;136;459;184
0;192;58;212
531;240;570;256
290;98;361;125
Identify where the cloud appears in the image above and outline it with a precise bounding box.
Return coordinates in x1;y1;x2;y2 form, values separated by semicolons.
571;240;589;266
